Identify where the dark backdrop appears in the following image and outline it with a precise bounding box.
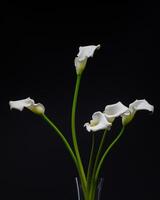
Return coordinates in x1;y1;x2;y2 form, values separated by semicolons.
1;1;159;200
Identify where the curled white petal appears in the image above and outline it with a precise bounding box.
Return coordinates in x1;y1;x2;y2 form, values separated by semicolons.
77;45;101;61
75;44;100;75
129;99;154;112
84;111;111;132
9;98;34;111
104;102;128;122
9;97;45;115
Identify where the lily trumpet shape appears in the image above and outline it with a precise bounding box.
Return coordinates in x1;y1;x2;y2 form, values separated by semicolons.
9;97;45;115
122;99;154;125
74;44;100;75
84;111;112;132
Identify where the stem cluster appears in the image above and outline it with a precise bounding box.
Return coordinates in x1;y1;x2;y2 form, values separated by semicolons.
42;74;126;200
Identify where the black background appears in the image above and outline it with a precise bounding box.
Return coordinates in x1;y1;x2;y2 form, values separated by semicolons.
1;1;159;200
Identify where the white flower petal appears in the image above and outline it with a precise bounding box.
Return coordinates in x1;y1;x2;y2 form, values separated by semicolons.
9;97;45;115
129;99;154;112
75;44;100;75
77;45;101;61
9;97;35;111
104;102;128;122
84;111;111;132
84;122;92;132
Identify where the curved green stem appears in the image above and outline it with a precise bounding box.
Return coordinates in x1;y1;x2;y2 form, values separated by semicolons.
89;129;108;199
42;114;77;166
71;74;87;193
95;126;126;180
87;133;95;188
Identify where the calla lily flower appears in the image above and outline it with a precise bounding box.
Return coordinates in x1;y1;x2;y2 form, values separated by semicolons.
122;99;154;125
75;44;100;75
9;97;45;115
104;102;128;123
84;111;112;132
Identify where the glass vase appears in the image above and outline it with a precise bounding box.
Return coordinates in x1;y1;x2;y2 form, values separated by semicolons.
75;177;104;200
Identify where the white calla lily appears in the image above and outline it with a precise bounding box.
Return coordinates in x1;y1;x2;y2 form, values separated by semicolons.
75;44;100;75
9;97;45;115
104;102;128;123
122;99;154;125
84;111;111;132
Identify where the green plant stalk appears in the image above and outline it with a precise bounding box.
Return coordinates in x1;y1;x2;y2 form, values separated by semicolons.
87;133;95;189
89;129;108;199
42;114;88;198
95;126;126;181
71;74;87;195
42;114;77;166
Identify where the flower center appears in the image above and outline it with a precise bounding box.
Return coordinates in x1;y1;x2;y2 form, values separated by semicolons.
90;119;99;127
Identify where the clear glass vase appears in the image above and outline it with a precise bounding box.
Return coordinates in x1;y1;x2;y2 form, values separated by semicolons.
75;177;104;200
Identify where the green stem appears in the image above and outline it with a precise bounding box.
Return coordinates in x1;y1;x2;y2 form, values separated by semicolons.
89;129;108;199
87;133;95;188
42;114;77;166
95;126;126;180
71;74;87;193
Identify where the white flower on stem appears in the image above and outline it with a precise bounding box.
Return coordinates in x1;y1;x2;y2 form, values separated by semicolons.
84;111;112;132
74;44;100;75
9;97;45;115
104;102;128;123
122;99;154;126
